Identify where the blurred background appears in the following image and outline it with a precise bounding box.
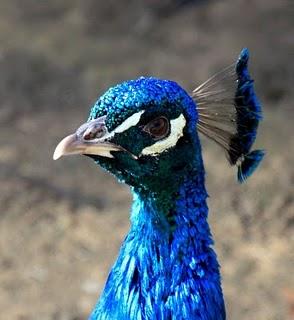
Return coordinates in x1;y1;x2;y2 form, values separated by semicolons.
0;1;293;319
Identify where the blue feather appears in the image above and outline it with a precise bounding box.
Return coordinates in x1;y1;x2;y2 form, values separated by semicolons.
231;48;263;162
233;49;265;182
237;149;265;183
193;48;264;182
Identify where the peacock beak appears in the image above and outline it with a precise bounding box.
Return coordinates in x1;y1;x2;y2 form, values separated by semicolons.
53;133;124;160
53;116;128;160
53;115;139;161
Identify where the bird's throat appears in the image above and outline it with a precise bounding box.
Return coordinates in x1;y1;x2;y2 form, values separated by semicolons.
90;168;226;320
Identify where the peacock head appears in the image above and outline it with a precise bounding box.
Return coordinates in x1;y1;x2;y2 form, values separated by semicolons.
53;77;202;192
54;49;265;190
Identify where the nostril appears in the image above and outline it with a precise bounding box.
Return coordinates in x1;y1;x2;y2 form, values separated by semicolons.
83;131;95;140
83;125;106;140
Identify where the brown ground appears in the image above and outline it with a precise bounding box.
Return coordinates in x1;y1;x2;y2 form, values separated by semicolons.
0;1;293;319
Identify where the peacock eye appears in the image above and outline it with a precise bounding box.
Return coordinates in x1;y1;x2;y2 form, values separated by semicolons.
143;116;170;140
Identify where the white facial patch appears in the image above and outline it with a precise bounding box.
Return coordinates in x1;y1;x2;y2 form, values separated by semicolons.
112;110;145;134
140;114;186;156
97;110;145;141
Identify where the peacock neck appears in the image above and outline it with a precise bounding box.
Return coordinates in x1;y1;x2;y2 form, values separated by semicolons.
90;166;226;320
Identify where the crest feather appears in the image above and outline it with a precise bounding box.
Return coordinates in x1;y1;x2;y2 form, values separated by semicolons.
192;48;265;182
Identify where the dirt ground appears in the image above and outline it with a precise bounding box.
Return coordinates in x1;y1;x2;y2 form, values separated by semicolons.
0;1;293;319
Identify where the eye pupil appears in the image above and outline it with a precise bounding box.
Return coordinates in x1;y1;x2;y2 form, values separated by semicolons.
150;119;165;134
143;116;169;139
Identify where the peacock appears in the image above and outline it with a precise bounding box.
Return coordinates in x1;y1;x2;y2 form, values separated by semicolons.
53;49;264;320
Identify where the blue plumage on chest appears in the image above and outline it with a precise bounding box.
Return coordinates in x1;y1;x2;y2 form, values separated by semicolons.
90;174;225;320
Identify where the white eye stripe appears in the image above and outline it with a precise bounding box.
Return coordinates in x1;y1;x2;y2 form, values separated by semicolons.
97;110;145;141
140;114;186;156
112;110;145;134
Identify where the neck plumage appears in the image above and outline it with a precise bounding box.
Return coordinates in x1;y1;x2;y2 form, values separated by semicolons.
90;168;226;320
